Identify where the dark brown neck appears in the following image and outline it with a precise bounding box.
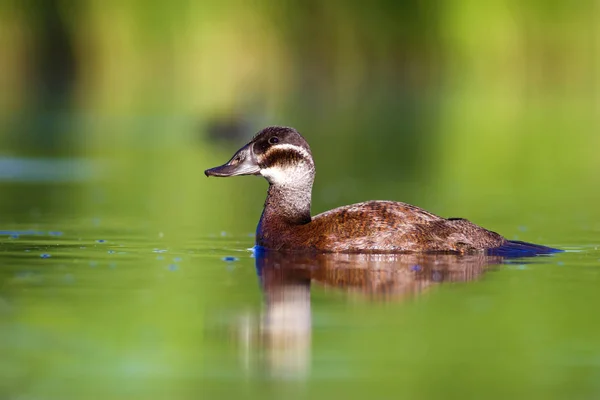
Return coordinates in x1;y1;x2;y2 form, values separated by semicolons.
260;184;312;226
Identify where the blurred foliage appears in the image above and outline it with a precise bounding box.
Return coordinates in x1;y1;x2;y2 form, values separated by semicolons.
0;0;597;237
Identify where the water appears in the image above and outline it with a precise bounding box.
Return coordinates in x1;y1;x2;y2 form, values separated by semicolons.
1;165;599;400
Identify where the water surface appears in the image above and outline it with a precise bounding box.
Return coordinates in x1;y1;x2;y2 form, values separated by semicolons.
1;168;598;399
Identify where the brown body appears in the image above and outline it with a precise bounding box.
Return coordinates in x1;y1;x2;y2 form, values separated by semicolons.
205;126;558;255
258;198;506;253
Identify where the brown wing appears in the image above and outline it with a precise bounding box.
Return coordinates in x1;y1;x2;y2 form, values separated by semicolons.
301;201;504;252
312;200;441;224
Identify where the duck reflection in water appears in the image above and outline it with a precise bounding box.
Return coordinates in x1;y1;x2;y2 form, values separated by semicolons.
243;249;508;378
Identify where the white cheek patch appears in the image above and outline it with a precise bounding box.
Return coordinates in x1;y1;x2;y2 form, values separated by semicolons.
259;144;314;187
261;165;312;186
260;166;287;184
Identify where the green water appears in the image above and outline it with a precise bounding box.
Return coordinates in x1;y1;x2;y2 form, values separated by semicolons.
0;156;599;399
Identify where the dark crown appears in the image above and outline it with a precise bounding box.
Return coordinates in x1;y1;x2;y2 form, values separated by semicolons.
251;126;314;169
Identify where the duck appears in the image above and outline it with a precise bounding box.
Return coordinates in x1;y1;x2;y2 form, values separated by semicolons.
205;126;560;255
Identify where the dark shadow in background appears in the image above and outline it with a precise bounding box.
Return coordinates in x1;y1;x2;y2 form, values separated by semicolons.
8;0;77;152
0;2;83;220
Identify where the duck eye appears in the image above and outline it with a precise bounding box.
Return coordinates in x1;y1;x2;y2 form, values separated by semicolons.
268;137;279;145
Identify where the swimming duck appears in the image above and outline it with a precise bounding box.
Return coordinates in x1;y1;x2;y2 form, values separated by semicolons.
205;126;560;255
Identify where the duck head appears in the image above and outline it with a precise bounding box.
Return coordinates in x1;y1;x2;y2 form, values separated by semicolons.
205;126;315;187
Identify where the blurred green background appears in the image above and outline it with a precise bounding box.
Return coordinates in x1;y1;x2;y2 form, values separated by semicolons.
1;1;600;399
1;0;599;235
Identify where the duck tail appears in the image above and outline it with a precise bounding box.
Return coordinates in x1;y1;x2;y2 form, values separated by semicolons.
487;240;563;257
